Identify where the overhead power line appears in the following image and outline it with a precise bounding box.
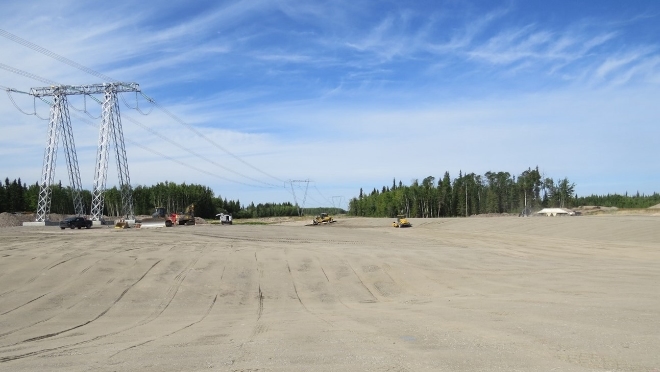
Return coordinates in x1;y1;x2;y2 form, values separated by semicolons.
0;29;115;82
141;95;286;185
1;63;280;189
0;62;57;85
24;93;276;189
2;87;48;119
68;111;267;188
0;28;287;187
121;114;279;188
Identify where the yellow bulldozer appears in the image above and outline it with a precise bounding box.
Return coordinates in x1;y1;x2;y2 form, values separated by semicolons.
312;212;335;225
392;215;412;228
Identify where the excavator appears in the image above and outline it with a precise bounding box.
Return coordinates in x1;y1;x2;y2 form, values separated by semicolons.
137;204;196;228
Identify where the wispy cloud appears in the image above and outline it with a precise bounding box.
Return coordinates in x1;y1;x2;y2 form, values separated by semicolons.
1;1;660;204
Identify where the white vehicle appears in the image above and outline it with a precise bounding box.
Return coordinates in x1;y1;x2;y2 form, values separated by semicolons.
216;213;233;225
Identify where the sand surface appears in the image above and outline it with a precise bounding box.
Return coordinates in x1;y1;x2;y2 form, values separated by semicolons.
1;216;659;371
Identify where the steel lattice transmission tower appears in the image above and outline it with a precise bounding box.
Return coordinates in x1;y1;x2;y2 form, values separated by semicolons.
30;83;139;222
289;179;310;216
31;87;86;222
90;83;137;222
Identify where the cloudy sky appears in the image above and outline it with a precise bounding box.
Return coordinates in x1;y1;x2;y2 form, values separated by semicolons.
1;0;658;209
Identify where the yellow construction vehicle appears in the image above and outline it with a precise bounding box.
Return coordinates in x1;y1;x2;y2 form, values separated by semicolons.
114;219;129;229
312;212;335;225
392;215;412;228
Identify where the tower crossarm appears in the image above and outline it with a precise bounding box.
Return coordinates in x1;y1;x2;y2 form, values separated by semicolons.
30;83;140;97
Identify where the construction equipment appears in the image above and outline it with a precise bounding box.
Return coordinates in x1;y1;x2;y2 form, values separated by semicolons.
138;204;196;228
114;219;129;229
312;212;335;225
392;215;412;228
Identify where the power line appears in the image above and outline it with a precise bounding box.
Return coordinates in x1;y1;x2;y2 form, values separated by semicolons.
1;64;281;189
313;185;334;206
0;62;57;85
1;30;331;208
68;111;268;188
2;88;48;119
121;113;279;188
141;95;286;185
0;29;115;83
0;29;287;186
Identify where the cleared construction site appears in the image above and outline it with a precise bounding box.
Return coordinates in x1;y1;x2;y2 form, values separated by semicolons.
1;215;659;371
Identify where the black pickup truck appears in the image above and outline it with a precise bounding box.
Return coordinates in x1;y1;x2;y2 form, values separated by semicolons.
59;216;93;230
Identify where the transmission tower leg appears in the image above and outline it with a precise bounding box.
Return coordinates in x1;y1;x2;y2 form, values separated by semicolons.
35;97;60;222
90;89;114;221
58;95;85;216
290;181;300;216
301;180;309;216
109;93;134;220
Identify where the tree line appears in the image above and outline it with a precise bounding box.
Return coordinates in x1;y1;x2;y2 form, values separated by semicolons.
575;192;660;209
2;174;656;219
0;179;302;219
347;167;658;218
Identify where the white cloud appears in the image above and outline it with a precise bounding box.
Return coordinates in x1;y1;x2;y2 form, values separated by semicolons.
1;1;659;206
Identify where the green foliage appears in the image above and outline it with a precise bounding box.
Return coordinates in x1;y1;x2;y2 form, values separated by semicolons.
2;174;657;220
349;167;586;218
575;192;660;208
0;177;344;220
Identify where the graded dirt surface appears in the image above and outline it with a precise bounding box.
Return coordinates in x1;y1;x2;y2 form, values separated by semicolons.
1;216;659;371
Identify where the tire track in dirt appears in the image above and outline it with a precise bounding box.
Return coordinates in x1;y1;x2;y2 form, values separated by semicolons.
0;258;141;341
40;247;225;360
254;250;263;322
286;262;307;310
222;248;263;368
0;260;162;363
109;294;219;359
0;293;50;316
19;259;162;344
46;253;88;270
1;245;147;311
284;250;333;326
118;250;206;335
347;262;378;303
316;257;351;310
190;231;361;246
257;285;264;321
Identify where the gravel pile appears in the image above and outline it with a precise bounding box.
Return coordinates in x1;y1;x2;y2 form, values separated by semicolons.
0;212;36;228
194;217;207;224
0;212;72;228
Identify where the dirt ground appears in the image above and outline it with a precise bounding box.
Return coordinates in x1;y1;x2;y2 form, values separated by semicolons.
0;215;659;371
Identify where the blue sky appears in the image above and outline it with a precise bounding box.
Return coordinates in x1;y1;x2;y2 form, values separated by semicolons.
1;0;659;209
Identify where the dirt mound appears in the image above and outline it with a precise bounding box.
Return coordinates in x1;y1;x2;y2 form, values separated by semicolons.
0;212;76;228
650;203;660;209
0;212;38;227
194;217;207;224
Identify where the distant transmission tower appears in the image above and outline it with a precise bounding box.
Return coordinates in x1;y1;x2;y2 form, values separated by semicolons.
332;196;344;211
30;83;139;222
289;179;310;216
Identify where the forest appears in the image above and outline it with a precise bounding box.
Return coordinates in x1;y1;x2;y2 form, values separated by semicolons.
1;170;658;220
347;167;660;218
0;179;300;219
